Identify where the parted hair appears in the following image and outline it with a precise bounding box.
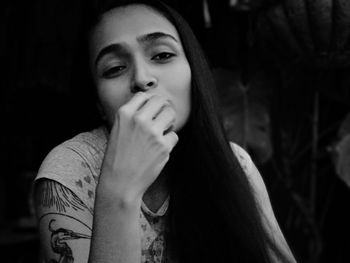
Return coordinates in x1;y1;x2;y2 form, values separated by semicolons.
77;0;292;262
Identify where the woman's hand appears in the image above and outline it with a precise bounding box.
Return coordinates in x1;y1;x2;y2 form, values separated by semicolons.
99;92;178;205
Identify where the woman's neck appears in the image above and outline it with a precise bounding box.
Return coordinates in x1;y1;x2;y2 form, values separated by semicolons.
142;168;170;213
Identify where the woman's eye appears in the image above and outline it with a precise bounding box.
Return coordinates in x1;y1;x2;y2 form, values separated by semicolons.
102;66;126;78
152;52;175;61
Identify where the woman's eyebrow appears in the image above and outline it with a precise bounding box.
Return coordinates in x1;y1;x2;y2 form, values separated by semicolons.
136;32;178;45
94;32;178;67
94;44;126;67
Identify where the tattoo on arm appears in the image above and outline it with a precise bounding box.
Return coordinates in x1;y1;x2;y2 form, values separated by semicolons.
48;219;91;263
35;180;93;215
35;180;94;262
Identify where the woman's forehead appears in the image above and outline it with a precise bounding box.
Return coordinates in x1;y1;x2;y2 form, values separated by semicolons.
92;4;180;47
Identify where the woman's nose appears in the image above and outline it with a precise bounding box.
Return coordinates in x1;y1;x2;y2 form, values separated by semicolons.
131;59;157;93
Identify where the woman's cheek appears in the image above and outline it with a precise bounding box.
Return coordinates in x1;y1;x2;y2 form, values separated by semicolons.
168;73;191;130
97;82;129;126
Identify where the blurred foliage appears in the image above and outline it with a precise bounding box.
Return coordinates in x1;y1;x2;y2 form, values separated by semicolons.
331;113;350;188
213;1;350;262
216;1;350;263
214;68;273;164
1;0;350;262
255;0;350;69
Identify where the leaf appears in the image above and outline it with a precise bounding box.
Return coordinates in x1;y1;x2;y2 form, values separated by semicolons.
338;112;350;139
284;0;314;53
213;68;273;164
266;4;303;59
305;0;333;52
230;0;265;10
333;0;350;52
333;134;350;188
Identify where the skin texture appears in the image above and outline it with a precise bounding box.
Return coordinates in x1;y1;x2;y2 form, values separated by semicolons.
34;4;297;263
90;5;192;132
89;6;192;261
90;4;192;208
35;5;192;263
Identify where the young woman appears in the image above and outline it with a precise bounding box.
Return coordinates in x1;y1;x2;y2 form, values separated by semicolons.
33;0;297;262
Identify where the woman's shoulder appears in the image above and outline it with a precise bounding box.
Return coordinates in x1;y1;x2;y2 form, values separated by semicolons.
39;127;106;172
63;125;108;155
34;126;108;209
229;142;297;262
229;142;268;201
229;142;253;174
44;126;107;167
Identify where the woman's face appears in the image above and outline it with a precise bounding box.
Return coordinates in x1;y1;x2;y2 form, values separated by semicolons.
90;4;192;132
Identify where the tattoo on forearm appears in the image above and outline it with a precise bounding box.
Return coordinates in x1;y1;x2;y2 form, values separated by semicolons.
36;180;93;214
48;219;91;263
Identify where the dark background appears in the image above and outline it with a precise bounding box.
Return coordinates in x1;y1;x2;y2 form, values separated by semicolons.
1;0;350;262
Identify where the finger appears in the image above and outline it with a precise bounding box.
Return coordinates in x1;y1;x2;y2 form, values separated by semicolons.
122;92;152;114
137;95;171;121
153;106;176;135
163;131;179;150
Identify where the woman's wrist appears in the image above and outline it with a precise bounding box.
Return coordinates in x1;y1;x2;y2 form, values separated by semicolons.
90;176;142;263
96;176;142;212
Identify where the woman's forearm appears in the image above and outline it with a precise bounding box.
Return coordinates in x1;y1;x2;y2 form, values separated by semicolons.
86;92;178;263
88;181;142;263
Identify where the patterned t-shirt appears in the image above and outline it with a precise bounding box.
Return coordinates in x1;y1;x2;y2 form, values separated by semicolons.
34;126;255;263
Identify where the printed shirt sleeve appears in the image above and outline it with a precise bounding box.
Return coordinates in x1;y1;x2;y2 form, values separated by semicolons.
229;142;296;261
229;142;269;203
34;141;97;214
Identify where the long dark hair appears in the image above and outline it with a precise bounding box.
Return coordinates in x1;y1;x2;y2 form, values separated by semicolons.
83;0;292;262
